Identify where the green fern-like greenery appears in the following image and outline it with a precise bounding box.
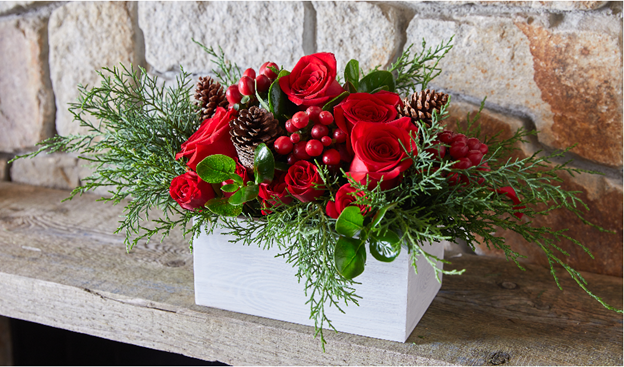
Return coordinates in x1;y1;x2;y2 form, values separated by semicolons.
11;40;621;351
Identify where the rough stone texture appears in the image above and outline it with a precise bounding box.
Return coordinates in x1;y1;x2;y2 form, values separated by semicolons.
468;1;609;11
314;1;400;71
139;2;305;74
11;153;81;190
0;16;55;152
475;172;623;277
516;20;623;168
406;12;623;167
49;2;141;137
0;1;40;15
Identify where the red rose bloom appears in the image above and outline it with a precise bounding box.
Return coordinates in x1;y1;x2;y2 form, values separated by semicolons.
334;91;401;135
169;171;215;210
259;171;293;214
285;161;325;202
348;117;418;190
279;53;344;107
326;183;369;219
176;107;238;170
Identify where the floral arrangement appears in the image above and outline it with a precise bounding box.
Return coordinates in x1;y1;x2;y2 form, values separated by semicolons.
15;37;620;347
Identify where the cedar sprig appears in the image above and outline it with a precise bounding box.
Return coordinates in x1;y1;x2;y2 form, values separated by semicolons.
388;36;454;94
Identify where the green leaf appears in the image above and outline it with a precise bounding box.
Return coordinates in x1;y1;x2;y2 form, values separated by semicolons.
344;59;360;91
206;197;243;217
220;183;239;193
254;143;275;184
322;91;350;112
335;206;364;238
358;70;395;93
240;95;251;104
256;87;271;111
228;184;259;206
196;154;236;183
268;70;291;120
275;161;289;172
228;172;244;185
370;203;397;228
334;236;366;279
369;230;401;262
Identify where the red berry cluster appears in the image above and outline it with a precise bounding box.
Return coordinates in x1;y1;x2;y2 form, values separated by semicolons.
435;130;490;186
274;106;347;169
226;62;279;105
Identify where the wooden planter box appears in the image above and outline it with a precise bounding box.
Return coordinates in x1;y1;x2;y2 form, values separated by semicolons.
193;225;445;342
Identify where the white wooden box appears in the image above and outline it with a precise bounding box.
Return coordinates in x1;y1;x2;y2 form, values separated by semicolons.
193;225;445;342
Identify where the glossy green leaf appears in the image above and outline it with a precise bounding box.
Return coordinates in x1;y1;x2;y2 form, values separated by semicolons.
228;172;244;185
196;154;236;184
335;206;364;238
228;184;259;206
344;59;360;91
220;183;239;193
255;87;271;111
206;197;243;217
322;91;350;112
240;95;251;104
268;70;291;121
334;236;366;279
358;70;395;93
369;230;401;262
370;203;397;228
253;143;275;184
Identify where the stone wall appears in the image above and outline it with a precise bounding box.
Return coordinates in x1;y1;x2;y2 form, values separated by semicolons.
0;1;621;276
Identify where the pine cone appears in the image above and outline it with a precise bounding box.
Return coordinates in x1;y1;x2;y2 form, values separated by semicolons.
397;90;449;127
194;76;228;121
229;106;283;169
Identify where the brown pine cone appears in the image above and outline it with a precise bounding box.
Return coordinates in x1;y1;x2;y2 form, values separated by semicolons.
229;106;283;169
397;90;449;127
194;76;228;121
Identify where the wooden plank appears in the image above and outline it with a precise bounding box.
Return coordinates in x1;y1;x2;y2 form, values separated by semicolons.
0;182;621;365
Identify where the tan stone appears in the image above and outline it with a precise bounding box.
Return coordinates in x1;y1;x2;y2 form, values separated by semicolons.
314;1;400;72
138;2;305;73
49;2;141;137
405;13;622;167
11;153;81;190
475;172;623;277
0;157;7;181
468;1;609;11
516;21;623;167
0;16;55;152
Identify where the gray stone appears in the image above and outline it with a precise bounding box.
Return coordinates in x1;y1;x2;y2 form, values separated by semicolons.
139;2;305;75
11;153;81;190
405;12;622;167
49;1;141;137
0;16;55;152
0;1;38;15
468;1;609;11
314;1;400;72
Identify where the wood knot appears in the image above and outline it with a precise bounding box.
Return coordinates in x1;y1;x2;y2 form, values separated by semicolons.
165;260;186;268
500;281;517;289
488;351;511;365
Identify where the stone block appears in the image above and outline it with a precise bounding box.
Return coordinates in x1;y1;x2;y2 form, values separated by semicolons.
475;172;623;277
405;12;622;167
11;153;81;190
49;1;141;137
0;16;55;152
314;1;400;71
472;1;609;11
138;2;305;74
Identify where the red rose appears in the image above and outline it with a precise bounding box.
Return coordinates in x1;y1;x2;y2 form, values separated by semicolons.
285;161;325;202
279;53;344;107
221;159;250;198
169;171;215;210
495;186;525;219
348;117;418;190
326;183;369;219
334;91;401;135
259;171;293;214
176;107;237;170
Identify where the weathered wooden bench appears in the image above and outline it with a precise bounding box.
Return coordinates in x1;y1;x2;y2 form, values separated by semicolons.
0;182;621;365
